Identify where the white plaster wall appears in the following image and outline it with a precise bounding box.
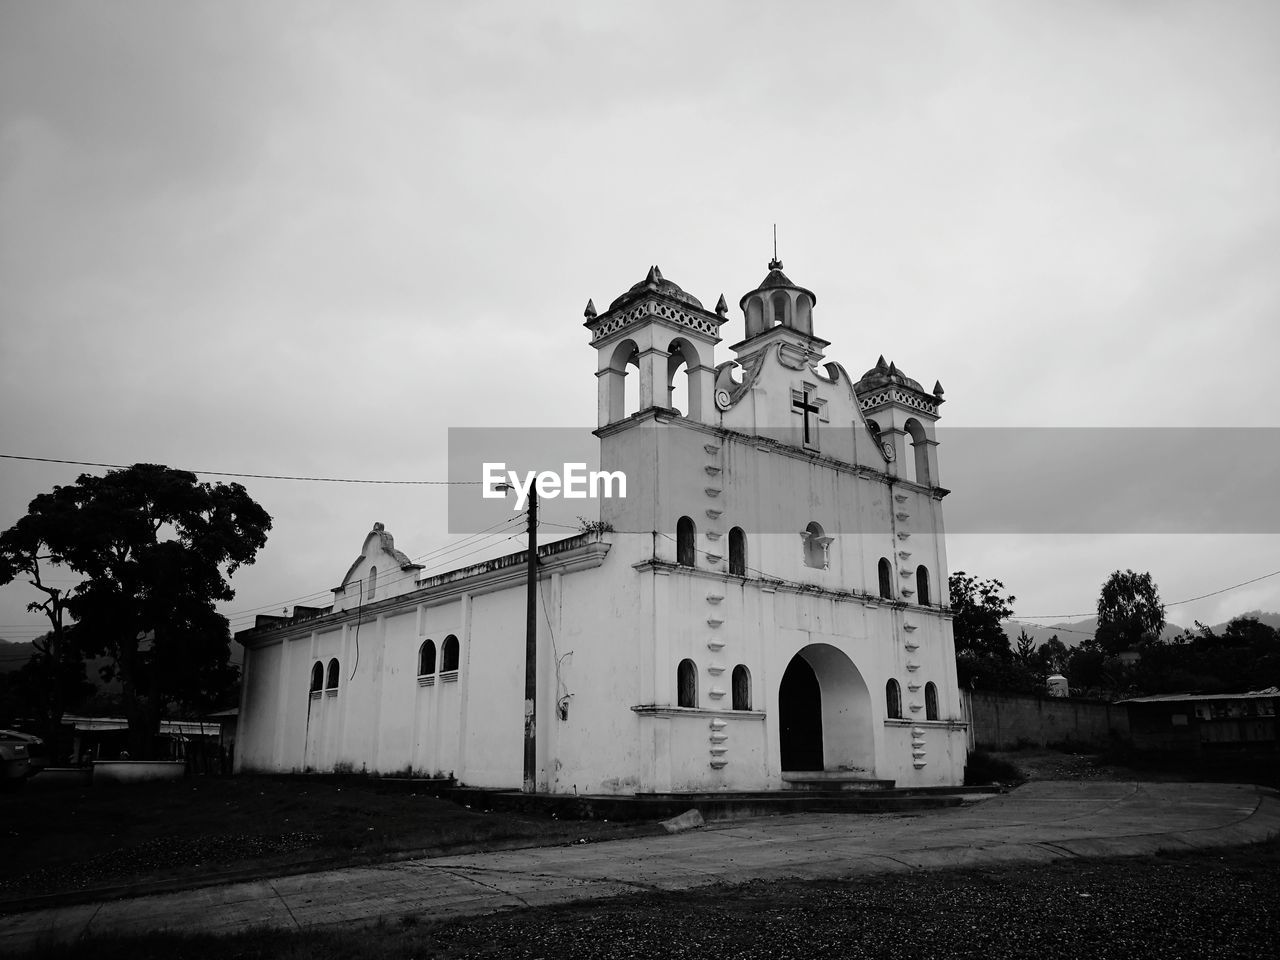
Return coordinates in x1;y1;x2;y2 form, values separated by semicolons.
236;642;280;772
545;558;647;794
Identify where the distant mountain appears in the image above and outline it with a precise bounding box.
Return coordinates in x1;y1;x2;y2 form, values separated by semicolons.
0;638;119;687
2;634;242;678
1002;610;1280;649
0;638;34;672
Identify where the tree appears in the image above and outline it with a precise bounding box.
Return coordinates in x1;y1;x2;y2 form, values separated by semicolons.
1;500;91;755
949;572;1016;660
0;464;271;758
1095;569;1165;656
1014;630;1036;666
948;572;1030;689
1036;635;1071;675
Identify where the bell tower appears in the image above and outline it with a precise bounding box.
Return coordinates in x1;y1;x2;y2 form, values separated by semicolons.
854;356;946;487
730;257;830;370
583;265;726;428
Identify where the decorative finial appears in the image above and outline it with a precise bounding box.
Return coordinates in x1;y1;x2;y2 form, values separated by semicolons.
769;224;783;271
584;298;597;319
933;380;944;398
888;361;899;377
875;355;889;372
715;293;728;317
646;265;663;285
373;522;384;532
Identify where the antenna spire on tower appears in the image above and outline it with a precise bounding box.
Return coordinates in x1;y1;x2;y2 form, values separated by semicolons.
769;224;783;270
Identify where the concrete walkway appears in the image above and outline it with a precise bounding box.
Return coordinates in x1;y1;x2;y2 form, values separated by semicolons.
4;781;1278;952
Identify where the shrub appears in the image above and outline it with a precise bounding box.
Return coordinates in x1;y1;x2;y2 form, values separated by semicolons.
964;750;1025;786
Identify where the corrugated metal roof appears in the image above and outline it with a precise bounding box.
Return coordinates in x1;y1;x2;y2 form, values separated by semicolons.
1118;687;1280;704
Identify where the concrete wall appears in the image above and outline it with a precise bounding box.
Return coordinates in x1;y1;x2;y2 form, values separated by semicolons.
966;691;1129;750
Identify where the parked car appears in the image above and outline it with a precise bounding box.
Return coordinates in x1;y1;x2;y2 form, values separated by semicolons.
0;729;46;781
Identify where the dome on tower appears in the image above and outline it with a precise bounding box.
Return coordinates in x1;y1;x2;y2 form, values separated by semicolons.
738;257;817;310
608;265;703;312
855;356;928;395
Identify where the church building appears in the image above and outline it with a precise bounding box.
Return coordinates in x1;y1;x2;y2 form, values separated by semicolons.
235;258;969;791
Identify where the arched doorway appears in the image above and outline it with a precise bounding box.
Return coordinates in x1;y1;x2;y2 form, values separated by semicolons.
779;656;823;770
778;644;875;774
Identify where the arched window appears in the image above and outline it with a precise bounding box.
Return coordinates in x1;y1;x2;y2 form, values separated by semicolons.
886;678;902;719
925;682;939;721
732;664;751;711
418;639;437;677
309;661;324;693
677;659;697;708
803;521;827;569
441;634;460;673
878;557;893;599
676;516;696;567
368;566;377;600
729;526;747;577
326;658;340;690
916;566;931;606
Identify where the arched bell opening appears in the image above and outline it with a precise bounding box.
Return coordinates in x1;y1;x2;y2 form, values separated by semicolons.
666;338;694;416
904;417;930;486
744;294;766;338
770;290;790;328
602;338;641;424
793;292;814;335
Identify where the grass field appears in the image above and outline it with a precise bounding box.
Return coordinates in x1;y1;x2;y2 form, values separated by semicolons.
0;775;647;902
16;839;1280;959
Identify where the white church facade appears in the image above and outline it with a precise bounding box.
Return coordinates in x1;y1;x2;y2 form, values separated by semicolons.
235;258;969;791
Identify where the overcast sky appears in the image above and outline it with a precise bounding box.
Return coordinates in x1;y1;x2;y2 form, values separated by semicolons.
2;0;1277;648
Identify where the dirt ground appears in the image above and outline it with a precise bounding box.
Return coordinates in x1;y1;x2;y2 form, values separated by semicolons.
18;839;1280;959
987;748;1193;783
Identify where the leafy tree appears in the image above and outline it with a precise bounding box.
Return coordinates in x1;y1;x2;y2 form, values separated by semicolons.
0;464;271;758
1036;635;1071;675
949;572;1016;660
1;499;91;753
1095;569;1165;656
948;572;1033;690
26;629;96;721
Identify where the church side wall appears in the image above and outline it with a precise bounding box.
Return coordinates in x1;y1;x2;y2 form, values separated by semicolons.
458;588;526;787
541;554;647;794
237;642;281;772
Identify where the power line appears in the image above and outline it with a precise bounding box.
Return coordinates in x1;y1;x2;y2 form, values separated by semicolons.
2;518;530;639
0;454;482;485
1014;569;1280;620
223;520;528;630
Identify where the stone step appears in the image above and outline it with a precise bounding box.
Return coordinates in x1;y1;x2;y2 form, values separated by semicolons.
449;786;987;822
781;772;896;792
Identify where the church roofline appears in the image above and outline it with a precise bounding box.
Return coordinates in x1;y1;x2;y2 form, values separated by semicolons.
726;325;831;355
238;531;612;646
592;409;947;497
334;522;423;595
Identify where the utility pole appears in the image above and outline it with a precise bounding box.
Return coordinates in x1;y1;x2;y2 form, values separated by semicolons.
522;488;538;794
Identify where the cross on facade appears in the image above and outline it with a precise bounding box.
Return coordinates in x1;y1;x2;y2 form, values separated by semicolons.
791;386;827;447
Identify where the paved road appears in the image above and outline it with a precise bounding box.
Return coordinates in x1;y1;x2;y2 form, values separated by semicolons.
4;781;1278;952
